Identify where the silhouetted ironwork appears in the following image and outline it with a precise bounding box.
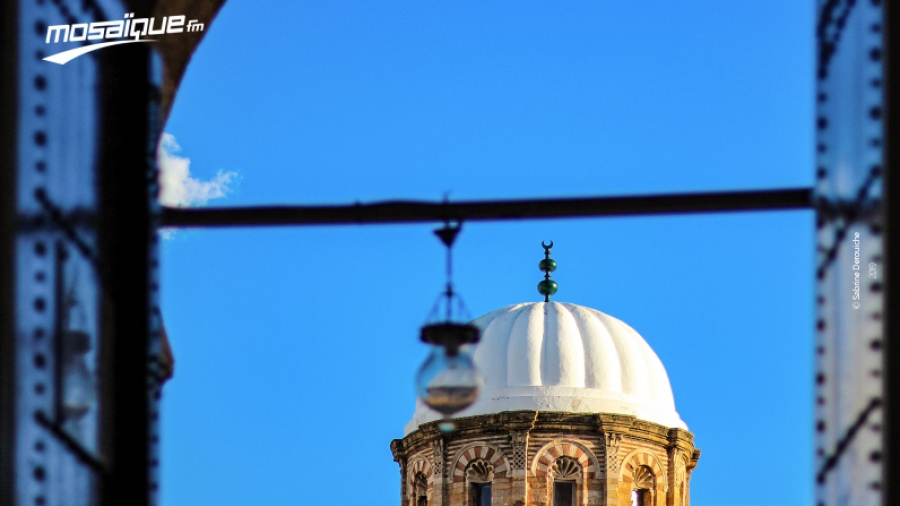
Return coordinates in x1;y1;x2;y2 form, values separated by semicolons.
160;188;813;228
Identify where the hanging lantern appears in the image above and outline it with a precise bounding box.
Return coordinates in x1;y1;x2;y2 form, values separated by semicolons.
414;221;482;421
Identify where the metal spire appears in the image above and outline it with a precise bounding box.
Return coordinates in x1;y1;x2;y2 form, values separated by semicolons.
537;241;558;302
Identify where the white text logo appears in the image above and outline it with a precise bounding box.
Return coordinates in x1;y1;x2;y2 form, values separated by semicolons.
44;13;205;65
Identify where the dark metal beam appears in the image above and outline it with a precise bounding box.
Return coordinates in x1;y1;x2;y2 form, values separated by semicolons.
98;43;154;506
160;188;814;228
0;1;17;504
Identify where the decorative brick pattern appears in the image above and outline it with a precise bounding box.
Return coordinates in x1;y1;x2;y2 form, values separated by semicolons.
620;450;666;491
549;456;581;480
632;465;654;489
408;457;434;498
509;431;528;471
605;432;623;474
533;441;597;479
466;459;495;483
452;444;510;483
433;439;445;477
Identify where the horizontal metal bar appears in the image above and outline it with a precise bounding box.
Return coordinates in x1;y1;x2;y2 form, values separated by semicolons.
159;188;814;228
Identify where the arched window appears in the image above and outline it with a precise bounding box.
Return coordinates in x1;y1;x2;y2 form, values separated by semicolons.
630;465;655;506
550;456;580;506
414;472;428;506
466;459;494;506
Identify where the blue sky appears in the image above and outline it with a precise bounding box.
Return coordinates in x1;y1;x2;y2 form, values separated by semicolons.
159;2;815;505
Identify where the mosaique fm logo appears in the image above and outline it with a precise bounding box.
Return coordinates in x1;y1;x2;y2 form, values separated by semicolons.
44;12;205;65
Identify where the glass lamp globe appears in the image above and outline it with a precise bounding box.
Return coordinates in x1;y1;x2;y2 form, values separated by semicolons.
415;323;482;416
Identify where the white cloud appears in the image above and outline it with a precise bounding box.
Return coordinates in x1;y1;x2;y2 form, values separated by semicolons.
157;133;238;208
157;133;239;240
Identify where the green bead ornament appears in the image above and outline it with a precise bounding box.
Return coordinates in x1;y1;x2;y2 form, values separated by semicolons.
538;241;558;302
537;279;558;296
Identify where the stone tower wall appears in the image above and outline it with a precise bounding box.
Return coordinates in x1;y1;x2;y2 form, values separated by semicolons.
391;411;700;506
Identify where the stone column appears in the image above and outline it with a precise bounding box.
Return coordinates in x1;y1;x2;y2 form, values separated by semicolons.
603;432;623;506
391;439;408;506
685;450;700;506
400;459;409;506
432;439;445;506
509;430;529;506
665;447;679;506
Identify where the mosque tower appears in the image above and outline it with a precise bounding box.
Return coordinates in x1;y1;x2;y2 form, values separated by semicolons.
391;245;700;506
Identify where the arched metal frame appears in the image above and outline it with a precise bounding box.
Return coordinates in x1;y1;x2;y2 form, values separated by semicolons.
2;1;898;506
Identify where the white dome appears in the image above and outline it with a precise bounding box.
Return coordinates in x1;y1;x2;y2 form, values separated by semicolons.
405;302;687;434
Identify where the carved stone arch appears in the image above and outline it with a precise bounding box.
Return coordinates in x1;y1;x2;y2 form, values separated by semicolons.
633;465;655;489
451;443;510;483
550;456;582;481
619;449;667;492
407;457;434;501
532;439;598;479
466;458;495;483
413;472;429;503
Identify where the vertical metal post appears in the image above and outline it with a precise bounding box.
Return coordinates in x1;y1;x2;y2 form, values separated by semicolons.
0;0;19;504
96;41;156;506
882;0;899;501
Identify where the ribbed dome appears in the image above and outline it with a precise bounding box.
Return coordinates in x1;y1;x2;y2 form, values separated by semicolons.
405;302;687;434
